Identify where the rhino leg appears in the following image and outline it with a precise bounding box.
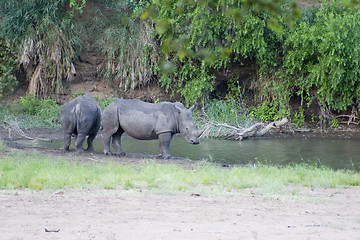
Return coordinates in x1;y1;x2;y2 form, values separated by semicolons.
103;128;125;156
112;129;125;156
75;133;86;153
102;131;113;155
62;132;72;151
157;132;173;159
86;134;96;152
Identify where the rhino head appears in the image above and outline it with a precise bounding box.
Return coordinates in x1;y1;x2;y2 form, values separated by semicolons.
174;103;204;144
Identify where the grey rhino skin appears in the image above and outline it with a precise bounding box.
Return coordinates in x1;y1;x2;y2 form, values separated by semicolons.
60;94;101;152
102;99;204;159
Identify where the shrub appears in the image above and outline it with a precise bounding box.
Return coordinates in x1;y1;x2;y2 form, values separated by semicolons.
0;39;17;99
199;98;250;127
151;0;285;106
249;100;290;122
94;0;158;92
19;95;60;127
292;106;305;128
0;0;79;96
281;1;360;112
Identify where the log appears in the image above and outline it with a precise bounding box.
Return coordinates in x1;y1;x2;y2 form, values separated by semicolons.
239;123;264;139
201;118;289;140
256;118;289;137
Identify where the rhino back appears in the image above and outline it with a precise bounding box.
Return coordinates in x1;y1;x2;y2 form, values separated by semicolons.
77;101;101;134
116;99;177;139
60;94;101;134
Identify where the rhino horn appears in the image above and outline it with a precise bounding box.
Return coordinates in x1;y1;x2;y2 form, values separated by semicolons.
189;103;198;112
197;127;206;137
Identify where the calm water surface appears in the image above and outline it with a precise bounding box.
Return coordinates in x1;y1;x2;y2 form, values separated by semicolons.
40;135;360;171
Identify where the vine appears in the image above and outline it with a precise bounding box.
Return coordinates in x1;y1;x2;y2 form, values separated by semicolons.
69;0;87;13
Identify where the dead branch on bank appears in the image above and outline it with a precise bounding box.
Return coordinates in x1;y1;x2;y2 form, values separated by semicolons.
2;118;34;140
335;107;359;126
1;119;50;141
201;118;289;140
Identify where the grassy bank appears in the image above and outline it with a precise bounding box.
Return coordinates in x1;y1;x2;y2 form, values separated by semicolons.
0;149;359;194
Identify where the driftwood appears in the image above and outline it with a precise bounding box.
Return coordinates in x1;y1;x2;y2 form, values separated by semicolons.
335;114;359;125
3;118;35;140
1;118;50;141
202;118;289;140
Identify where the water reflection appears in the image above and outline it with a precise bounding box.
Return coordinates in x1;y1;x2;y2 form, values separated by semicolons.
39;135;360;171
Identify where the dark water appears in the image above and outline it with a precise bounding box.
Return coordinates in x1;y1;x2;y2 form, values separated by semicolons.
39;135;360;171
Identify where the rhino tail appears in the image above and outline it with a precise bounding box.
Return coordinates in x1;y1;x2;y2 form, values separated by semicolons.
116;101;121;125
96;105;102;130
75;103;82;131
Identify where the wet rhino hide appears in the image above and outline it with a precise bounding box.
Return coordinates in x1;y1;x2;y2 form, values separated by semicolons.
60;94;101;152
102;99;203;159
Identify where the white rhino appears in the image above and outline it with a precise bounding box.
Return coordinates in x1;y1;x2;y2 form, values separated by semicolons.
60;94;101;152
102;99;204;159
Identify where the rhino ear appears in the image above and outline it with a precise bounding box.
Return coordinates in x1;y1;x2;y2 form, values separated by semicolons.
174;105;182;114
189;103;198;112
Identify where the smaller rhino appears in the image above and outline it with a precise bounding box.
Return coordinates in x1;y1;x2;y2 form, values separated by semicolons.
60;94;101;152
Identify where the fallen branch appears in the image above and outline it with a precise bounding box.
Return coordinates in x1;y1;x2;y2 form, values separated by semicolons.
256;117;289;137
240;123;264;140
335;114;359;125
2;118;51;141
202;118;289;140
3;118;35;140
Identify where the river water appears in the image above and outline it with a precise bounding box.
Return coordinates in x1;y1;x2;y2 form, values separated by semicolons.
39;135;360;171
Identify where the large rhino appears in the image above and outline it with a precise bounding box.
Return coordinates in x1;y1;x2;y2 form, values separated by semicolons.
102;99;204;159
60;94;101;152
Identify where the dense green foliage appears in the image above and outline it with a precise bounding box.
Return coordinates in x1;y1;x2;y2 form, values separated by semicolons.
0;94;118;129
280;2;360;112
1;151;359;191
149;0;287;106
0;0;79;96
19;95;60;120
200;98;250;127
0;95;61;129
93;0;159;91
146;0;360;123
2;0;360;126
0;39;17;99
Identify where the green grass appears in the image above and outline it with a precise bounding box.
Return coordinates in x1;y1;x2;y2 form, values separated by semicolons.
198;98;251;126
0;141;6;152
196;98;254;138
0;94;117;130
0;151;359;193
0;95;61;129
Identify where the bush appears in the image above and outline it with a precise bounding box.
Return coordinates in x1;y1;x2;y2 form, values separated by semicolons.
200;98;250;126
0;39;17;99
96;96;117;111
0;0;79;96
281;1;360;112
151;0;285;106
94;0;158;92
20;95;59;118
18;95;60;128
292;106;305;128
249;100;290;123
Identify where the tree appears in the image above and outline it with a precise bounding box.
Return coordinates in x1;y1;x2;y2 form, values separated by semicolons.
0;0;79;96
